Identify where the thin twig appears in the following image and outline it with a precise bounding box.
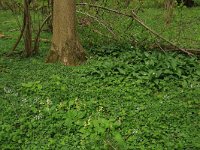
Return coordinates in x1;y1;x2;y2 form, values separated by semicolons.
33;14;51;53
77;10;116;38
77;3;132;18
11;8;26;52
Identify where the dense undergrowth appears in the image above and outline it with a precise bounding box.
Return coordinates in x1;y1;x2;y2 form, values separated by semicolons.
0;7;200;150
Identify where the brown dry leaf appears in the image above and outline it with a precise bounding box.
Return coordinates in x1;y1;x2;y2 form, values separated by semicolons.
0;33;5;38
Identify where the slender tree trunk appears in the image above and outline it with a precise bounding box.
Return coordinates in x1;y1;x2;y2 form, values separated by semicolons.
24;0;32;57
164;0;175;25
46;0;86;66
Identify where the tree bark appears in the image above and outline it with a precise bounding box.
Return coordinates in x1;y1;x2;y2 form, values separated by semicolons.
46;0;86;66
24;0;32;57
164;0;175;25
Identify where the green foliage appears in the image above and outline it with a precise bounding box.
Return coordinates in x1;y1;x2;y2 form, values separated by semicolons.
194;0;200;5
0;4;200;150
142;0;165;8
85;44;200;91
1;41;200;149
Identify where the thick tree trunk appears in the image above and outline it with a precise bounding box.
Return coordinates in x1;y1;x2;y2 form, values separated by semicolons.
47;0;86;66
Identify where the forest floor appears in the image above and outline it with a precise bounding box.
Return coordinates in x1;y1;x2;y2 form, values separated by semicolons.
0;8;200;149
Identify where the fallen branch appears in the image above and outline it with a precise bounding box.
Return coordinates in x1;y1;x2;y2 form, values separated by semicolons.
77;3;194;55
130;11;193;56
150;44;200;55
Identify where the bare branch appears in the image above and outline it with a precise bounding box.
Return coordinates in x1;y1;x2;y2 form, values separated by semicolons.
77;2;194;55
77;10;117;38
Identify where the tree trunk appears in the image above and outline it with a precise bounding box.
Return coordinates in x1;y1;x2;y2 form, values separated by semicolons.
164;0;175;25
46;0;86;66
24;0;32;57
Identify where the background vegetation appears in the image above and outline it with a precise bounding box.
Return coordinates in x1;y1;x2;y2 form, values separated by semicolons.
0;0;200;149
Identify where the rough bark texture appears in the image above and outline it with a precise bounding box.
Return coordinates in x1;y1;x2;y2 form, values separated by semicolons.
47;0;86;66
